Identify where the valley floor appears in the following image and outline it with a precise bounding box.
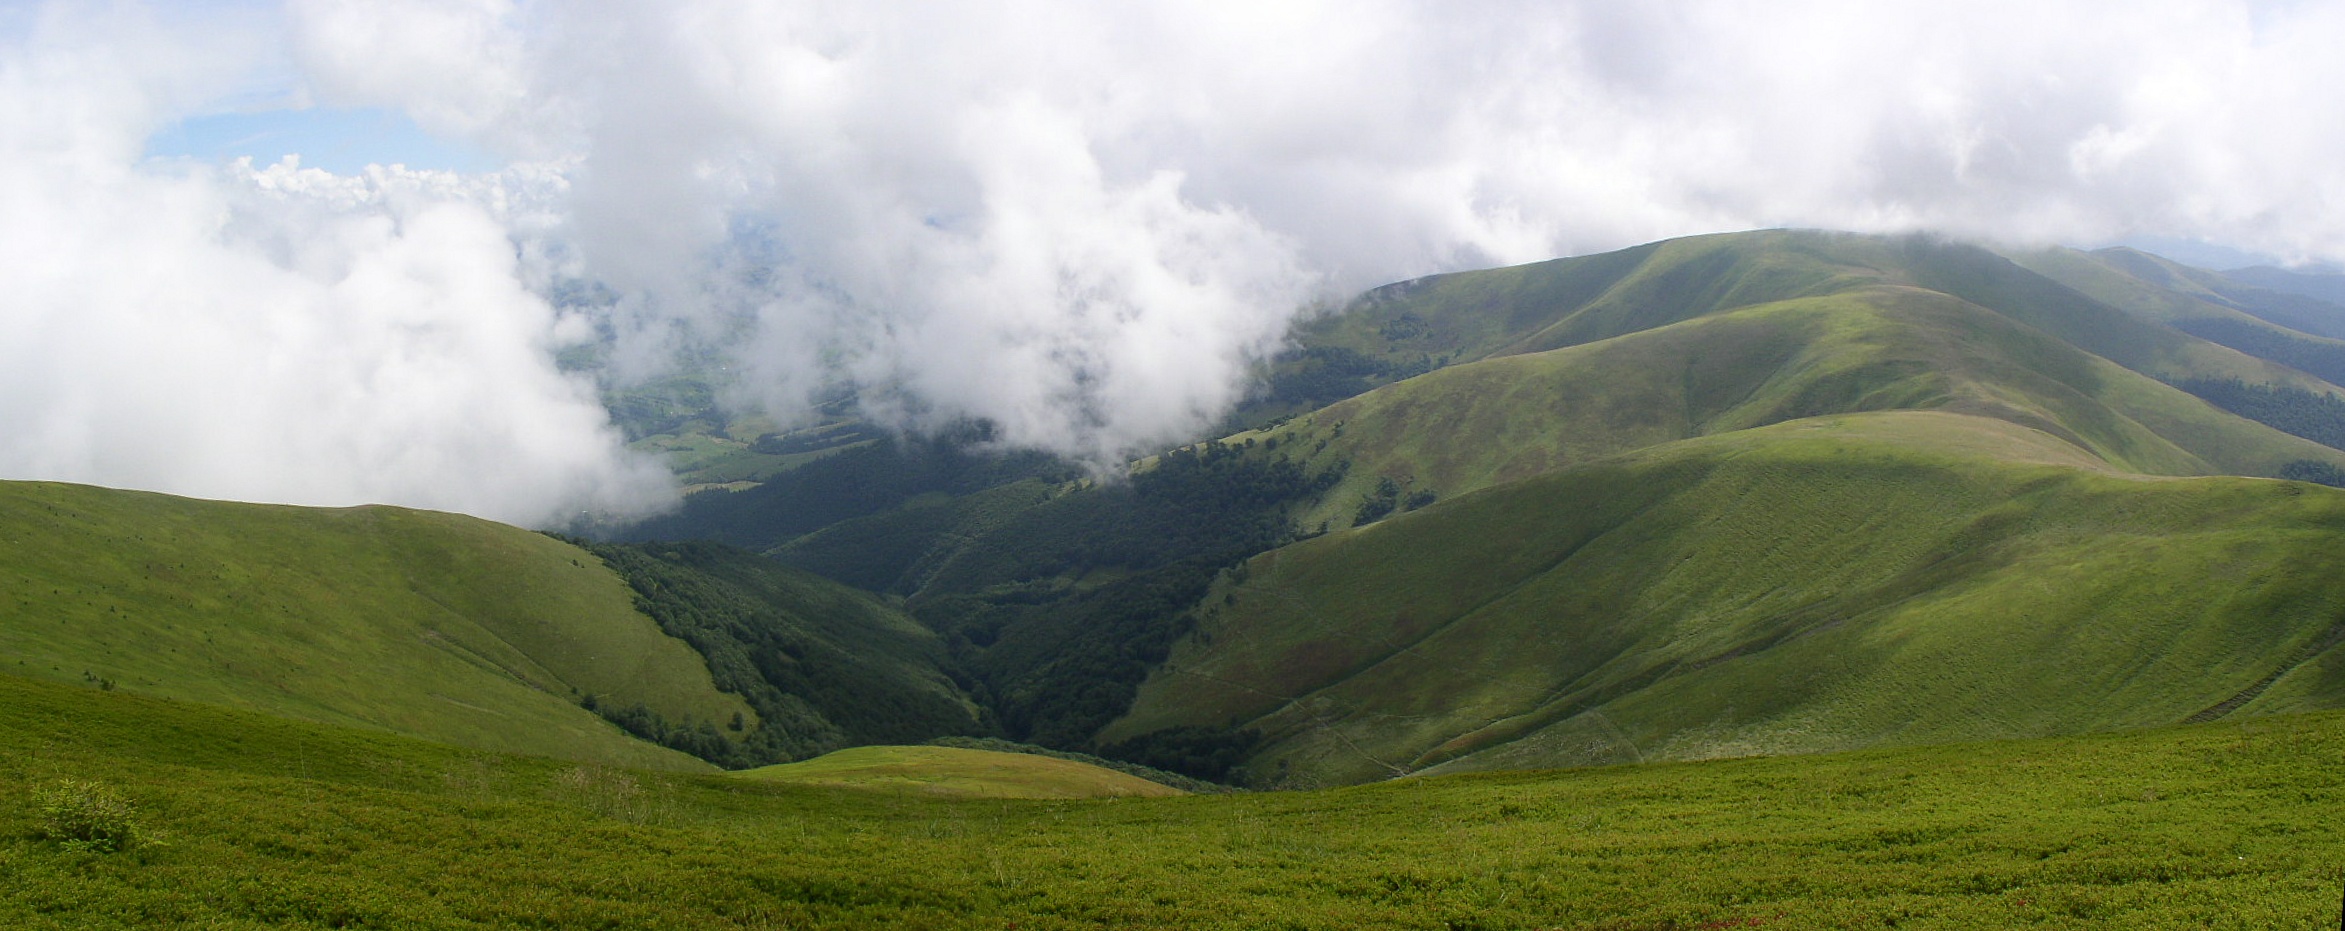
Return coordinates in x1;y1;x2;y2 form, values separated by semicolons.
4;672;2341;929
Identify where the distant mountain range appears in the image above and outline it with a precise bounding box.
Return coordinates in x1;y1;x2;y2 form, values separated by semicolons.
13;229;2345;791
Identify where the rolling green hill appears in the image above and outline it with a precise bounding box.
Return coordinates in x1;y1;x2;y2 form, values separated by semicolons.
582;229;2345;787
0;480;984;772
1098;231;2345;541
1235;282;2345;533
1268;231;2322;410
0;480;739;771
1108;411;2345;786
9;667;2345;928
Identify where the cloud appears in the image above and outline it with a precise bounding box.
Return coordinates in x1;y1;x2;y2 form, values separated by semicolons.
290;0;2345;457
15;0;2345;519
0;5;669;526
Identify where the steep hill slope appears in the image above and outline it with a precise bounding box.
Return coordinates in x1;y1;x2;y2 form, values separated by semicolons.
1107;412;2345;786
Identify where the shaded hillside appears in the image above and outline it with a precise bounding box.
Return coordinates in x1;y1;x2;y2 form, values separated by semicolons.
598;430;1342;759
898;442;1343;750
574;539;987;766
0;480;738;771
2183;263;2345;340
1108;412;2345;786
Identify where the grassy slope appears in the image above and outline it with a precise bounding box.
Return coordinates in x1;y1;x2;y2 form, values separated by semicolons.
735;745;1183;799
8;670;2345;928
1245;282;2345;532
1110;412;2345;786
0;480;743;771
1222;231;2345;537
1293;231;2305;385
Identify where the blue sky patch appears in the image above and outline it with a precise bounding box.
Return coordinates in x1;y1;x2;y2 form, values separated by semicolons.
145;107;500;175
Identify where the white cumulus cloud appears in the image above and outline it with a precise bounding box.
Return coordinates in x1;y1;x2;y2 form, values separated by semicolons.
0;5;668;526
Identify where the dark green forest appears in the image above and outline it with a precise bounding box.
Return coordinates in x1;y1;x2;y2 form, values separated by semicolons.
2168;318;2345;388
574;438;1343;780
899;441;1344;772
2172;377;2345;454
616;426;1078;553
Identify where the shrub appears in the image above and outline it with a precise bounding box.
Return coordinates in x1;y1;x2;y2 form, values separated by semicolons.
33;780;152;853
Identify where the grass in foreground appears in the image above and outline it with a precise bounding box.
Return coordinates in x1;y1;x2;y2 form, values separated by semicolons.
5;671;2344;929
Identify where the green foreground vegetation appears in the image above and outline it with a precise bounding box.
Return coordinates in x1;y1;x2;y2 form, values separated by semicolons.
6;671;2344;929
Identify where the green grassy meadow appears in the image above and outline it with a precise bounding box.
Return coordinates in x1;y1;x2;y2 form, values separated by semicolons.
6;669;2345;929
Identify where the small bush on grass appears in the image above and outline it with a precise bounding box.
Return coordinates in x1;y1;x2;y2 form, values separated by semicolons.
32;780;155;853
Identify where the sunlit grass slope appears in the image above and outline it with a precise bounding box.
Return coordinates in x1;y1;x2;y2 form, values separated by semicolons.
1245;280;2345;532
0;480;746;770
735;745;1184;799
1113;412;2345;786
8;670;2345;929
